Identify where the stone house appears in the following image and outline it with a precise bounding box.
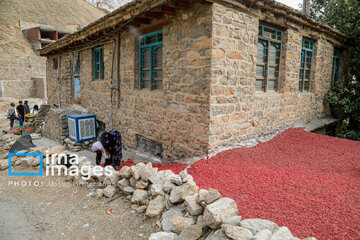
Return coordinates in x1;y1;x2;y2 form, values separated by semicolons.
0;0;105;99
40;0;347;160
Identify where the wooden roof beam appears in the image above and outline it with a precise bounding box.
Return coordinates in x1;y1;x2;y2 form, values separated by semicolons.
134;17;152;24
145;11;164;19
173;1;190;11
161;6;176;16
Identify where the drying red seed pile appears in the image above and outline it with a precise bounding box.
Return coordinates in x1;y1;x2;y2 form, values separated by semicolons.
119;128;360;239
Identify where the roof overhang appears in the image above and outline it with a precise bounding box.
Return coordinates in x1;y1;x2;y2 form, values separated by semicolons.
39;0;347;56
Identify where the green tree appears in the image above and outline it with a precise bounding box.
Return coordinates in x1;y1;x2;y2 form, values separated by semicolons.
310;0;360;140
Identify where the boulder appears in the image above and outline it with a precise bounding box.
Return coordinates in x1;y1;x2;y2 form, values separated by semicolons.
240;219;279;234
223;216;242;227
131;189;148;205
203;198;239;229
149;232;177;240
180;182;199;200
119;166;132;178
148;168;161;184
163;178;176;193
177;224;203;240
206;229;229;240
135;180;149;189
103;185;116;198
146;195;165;217
151;184;165;197
129;177;136;187
172;217;194;234
197;189;209;206
185;194;203;216
170;175;183;185
206;188;222;204
161;206;184;232
117;178;130;191
169;186;183;203
140;162;153;181
270;227;295;240
123;186;135;195
221;224;253;240
254;229;272;240
20;156;36;166
130;165;140;180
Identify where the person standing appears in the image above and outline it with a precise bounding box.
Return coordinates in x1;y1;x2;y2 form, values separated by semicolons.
24;100;30;115
8;103;23;128
16;101;25;122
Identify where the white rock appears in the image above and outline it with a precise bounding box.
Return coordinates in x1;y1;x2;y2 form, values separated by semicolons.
135;180;149;189
131;189;148;205
170;175;183;185
130;165;141;180
169;186;183;203
206;188;222;204
254;229;272;240
161;206;184;232
151;184;165;197
140;162;153;181
240;219;279;234
205;229;229;240
103;185;116;198
221;224;253;240
117;178;130;191
163;178;175;193
172;217;194;234
197;189;209;205
148;168;161;184
119;166;132;178
149;232;177;240
123;186;135;195
146;195;165;217
223;216;242;227
177;224;203;240
270;227;295;240
185;193;203;216
203;198;239;229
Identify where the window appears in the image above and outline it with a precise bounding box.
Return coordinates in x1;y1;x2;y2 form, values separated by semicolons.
331;48;341;87
139;30;163;90
256;24;283;92
53;58;58;70
93;46;104;79
299;38;314;92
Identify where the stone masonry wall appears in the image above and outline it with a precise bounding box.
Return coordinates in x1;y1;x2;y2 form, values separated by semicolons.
46;3;212;160
208;3;338;149
0;56;46;98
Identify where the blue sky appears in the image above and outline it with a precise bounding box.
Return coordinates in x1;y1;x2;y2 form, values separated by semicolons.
276;0;302;10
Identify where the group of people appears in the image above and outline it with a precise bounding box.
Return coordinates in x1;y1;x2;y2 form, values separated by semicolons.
7;101;39;128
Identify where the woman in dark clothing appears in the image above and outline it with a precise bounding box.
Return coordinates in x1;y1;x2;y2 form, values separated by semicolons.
91;130;122;170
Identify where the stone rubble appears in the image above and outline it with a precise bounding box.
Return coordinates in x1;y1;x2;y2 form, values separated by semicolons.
0;146;317;240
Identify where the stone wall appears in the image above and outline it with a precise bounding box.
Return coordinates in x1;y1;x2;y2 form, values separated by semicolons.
0;56;46;99
46;3;212;160
45;2;346;160
208;3;340;150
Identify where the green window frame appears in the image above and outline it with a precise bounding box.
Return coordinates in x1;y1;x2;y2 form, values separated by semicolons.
139;30;163;90
256;24;283;92
299;38;314;92
331;48;341;87
93;46;104;80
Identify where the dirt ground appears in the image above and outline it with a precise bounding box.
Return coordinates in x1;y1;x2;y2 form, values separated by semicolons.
0;98;160;240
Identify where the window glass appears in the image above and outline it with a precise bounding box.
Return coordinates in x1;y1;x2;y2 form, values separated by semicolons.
256;24;283;92
139;30;163;90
